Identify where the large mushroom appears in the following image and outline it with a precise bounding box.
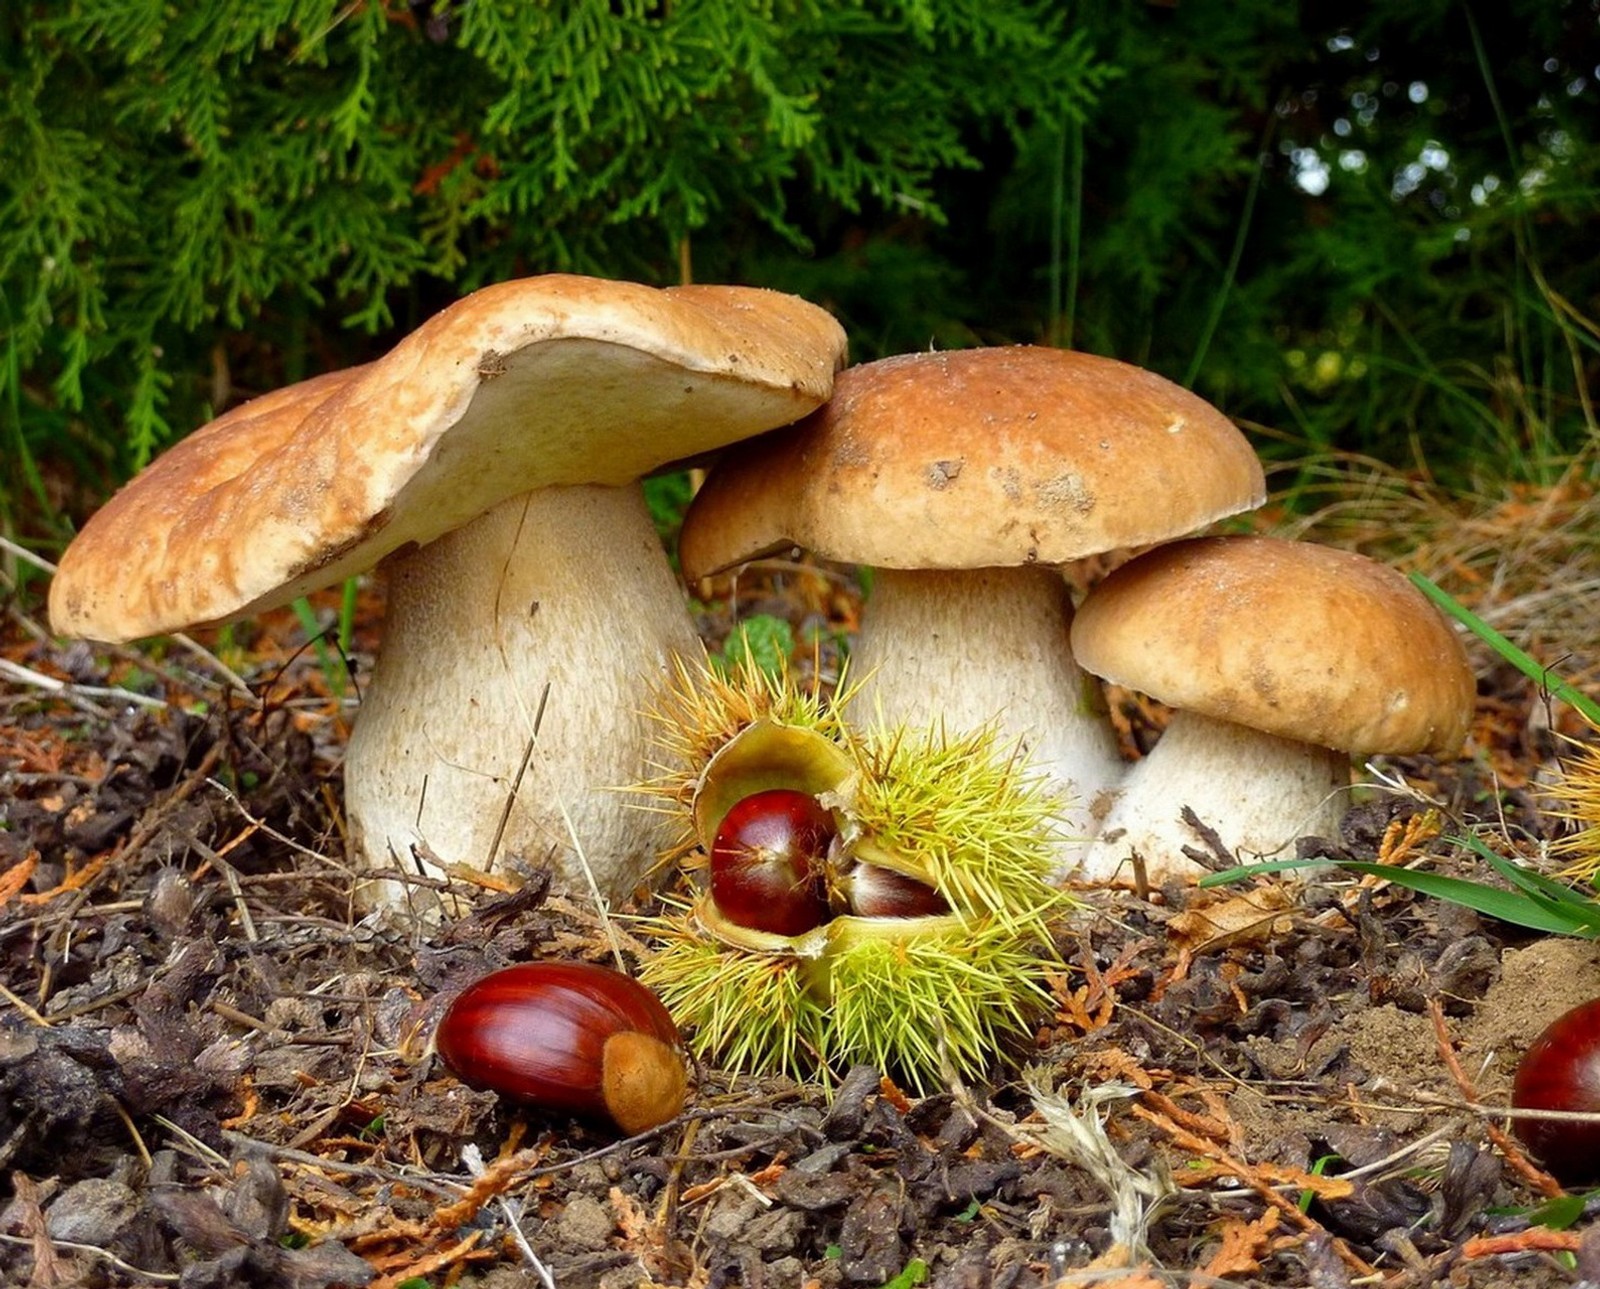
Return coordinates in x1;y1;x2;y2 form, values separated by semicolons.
49;275;847;914
677;347;1265;867
1069;534;1477;884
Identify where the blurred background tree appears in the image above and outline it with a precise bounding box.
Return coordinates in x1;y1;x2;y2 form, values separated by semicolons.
3;0;1596;548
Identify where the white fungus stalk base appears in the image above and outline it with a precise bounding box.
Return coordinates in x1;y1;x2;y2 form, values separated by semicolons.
847;565;1124;874
345;484;702;916
1077;710;1350;885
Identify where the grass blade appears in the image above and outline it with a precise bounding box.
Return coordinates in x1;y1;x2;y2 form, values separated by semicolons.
1409;572;1600;726
1202;850;1600;937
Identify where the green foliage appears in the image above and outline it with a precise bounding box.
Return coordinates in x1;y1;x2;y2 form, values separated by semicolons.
1204;846;1600;938
995;1;1600;485
2;0;1108;539
289;593;354;699
5;0;1596;546
880;1258;930;1288
713;614;796;679
644;471;695;546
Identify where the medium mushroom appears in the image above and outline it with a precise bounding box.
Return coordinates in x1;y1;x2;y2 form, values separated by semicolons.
677;347;1266;866
1069;534;1477;884
49;275;847;914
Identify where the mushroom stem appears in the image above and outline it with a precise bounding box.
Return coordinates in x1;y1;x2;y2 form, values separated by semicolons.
1077;710;1349;885
846;565;1124;872
345;484;702;915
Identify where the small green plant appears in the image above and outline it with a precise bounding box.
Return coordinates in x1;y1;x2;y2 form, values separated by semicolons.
645;471;695;546
289;585;360;699
881;1260;929;1289
1298;1153;1340;1213
712;614;795;680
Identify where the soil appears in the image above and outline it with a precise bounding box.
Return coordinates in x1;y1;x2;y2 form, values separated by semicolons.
3;564;1599;1289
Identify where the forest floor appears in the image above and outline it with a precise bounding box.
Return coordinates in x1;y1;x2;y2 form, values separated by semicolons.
3;484;1600;1289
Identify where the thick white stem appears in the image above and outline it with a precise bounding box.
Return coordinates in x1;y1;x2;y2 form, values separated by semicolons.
344;485;701;916
847;566;1124;874
1078;710;1349;885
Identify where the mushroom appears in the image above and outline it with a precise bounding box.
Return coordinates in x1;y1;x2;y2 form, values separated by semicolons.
677;347;1265;867
1069;534;1477;884
48;274;848;913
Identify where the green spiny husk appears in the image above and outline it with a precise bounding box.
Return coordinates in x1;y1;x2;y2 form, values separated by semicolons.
841;720;1071;937
639;900;1057;1092
637;653;851;867
639;903;830;1082
815;914;1056;1093
636;653;1072;1091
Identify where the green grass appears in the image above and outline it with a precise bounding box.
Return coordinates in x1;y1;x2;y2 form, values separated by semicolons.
289;584;360;699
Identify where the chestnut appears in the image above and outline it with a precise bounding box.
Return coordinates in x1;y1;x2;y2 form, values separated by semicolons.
1512;996;1600;1184
710;788;834;936
435;961;687;1135
836;861;950;919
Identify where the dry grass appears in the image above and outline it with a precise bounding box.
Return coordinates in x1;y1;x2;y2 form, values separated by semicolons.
1263;449;1600;687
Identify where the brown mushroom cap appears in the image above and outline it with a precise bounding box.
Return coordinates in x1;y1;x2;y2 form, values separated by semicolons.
49;275;847;642
678;346;1265;580
1070;535;1476;756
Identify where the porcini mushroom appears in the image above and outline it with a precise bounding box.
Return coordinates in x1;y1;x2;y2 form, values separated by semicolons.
677;347;1265;867
1069;535;1476;884
49;275;847;913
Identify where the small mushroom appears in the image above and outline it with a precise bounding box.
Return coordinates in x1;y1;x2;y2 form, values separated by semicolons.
677;346;1265;871
1069;535;1477;883
49;275;847;914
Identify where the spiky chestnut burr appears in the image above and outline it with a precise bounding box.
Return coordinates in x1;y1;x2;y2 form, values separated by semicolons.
636;655;1072;1091
635;653;852;871
1543;724;1600;885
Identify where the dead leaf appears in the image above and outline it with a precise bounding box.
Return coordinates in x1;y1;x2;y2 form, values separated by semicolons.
1197;1210;1280;1280
1167;884;1295;956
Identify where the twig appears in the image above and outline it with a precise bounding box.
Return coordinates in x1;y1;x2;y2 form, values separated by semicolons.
461;1142;557;1289
0;534;259;704
483;683;549;875
0;977;51;1026
219;1131;464;1200
1129;1103;1377;1278
111;1097;154;1169
1426;997;1566;1199
189;837;260;941
1460;1228;1582;1258
1204;1124;1455;1202
0;656;165;711
206;776;348;866
0;1231;181;1282
210;1000;351;1046
368;1230;486;1289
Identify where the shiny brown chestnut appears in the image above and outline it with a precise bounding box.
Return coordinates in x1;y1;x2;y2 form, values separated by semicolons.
835;861;950;919
710;788;834;936
435;961;687;1135
1512;996;1600;1184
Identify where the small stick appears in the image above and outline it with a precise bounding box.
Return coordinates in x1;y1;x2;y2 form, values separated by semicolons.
0;979;51;1026
189;838;260;942
1461;1228;1582;1258
1426;997;1565;1199
1130;1103;1377;1278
